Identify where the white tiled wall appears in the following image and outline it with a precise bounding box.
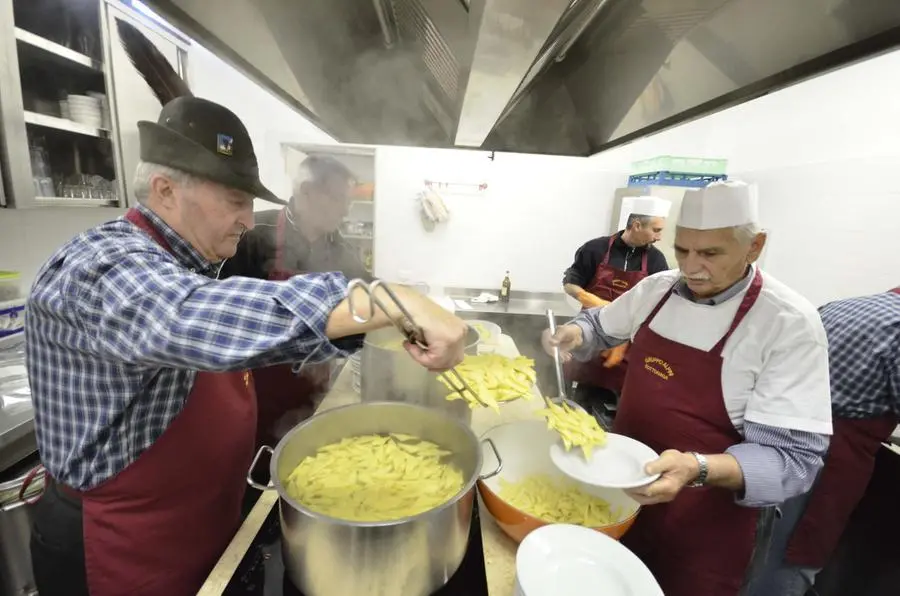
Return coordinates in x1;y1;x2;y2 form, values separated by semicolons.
738;157;900;306
0;208;125;291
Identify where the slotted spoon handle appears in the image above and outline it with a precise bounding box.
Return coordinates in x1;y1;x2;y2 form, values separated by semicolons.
546;309;567;402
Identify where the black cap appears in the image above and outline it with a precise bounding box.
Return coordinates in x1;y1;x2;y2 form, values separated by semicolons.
137;97;283;204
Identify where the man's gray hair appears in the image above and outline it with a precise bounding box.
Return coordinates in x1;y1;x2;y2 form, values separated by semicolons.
626;213;653;229
132;161;199;204
292;154;355;195
733;222;764;245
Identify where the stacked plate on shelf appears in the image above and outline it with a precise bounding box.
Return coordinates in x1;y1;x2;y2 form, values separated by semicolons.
65;93;109;129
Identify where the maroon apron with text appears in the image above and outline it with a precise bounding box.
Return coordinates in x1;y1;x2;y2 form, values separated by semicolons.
78;208;258;596
613;269;764;596
783;286;900;568
252;208;329;447
565;235;648;392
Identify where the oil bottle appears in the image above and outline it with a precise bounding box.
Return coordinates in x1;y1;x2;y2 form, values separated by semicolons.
499;271;511;303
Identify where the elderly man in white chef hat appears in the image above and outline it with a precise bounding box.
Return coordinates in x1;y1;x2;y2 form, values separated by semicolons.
545;180;832;596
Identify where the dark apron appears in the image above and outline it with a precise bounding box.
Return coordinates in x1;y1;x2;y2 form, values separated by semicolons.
252;208;330;447
614;269;764;596
565;234;648;392
784;288;900;569
76;207;258;595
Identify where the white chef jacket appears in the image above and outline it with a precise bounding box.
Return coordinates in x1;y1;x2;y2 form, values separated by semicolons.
592;266;832;435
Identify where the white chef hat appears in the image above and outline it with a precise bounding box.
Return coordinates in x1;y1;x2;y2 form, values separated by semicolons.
625;195;672;218
678;180;759;230
618;195;672;230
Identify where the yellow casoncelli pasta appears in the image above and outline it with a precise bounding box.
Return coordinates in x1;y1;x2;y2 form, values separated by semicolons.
538;401;607;459
498;474;622;526
438;354;536;411
284;433;464;522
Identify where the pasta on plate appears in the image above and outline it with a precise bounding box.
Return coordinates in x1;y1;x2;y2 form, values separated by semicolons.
284;433;464;522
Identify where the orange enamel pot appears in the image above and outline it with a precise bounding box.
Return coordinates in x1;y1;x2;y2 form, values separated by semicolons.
477;420;640;544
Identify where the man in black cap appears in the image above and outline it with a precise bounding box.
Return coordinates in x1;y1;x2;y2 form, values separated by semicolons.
219;154;369;449
25;97;468;596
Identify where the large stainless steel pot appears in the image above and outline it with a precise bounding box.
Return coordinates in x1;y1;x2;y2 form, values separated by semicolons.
248;402;501;596
0;458;43;596
360;326;480;424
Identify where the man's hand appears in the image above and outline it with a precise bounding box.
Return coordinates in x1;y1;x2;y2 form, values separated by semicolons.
626;450;700;505
327;284;466;372
576;290;609;309
601;342;629;367
542;324;584;363
397;293;468;372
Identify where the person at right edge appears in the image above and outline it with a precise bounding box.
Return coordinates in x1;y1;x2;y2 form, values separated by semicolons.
544;180;833;595
561;196;671;419
748;288;900;595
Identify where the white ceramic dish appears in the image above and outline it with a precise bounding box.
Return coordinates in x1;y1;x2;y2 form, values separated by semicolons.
550;433;661;489
515;524;663;596
479;420;640;536
466;319;502;345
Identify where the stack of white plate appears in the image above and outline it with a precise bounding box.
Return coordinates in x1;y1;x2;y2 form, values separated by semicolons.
514;524;663;596
67;94;104;128
349;351;361;393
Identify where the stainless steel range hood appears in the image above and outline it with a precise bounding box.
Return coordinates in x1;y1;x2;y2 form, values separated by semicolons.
145;0;900;156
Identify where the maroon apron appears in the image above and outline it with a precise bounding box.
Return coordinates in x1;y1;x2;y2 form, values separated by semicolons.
565;234;648;391
783;286;900;569
252;208;328;447
613;269;764;596
78;208;258;595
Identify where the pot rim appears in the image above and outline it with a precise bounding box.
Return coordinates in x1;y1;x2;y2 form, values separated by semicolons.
362;325;481;351
269;401;482;527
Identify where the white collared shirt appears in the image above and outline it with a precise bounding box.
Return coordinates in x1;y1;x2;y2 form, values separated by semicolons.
586;266;832;434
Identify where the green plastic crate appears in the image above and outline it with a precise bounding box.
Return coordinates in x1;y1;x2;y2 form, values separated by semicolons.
631;155;728;176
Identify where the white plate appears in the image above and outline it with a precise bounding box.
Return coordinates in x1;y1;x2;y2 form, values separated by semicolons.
550;433;661;489
516;524;663;596
466;319;502;345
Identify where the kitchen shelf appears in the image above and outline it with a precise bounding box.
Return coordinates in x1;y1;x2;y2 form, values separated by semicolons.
340;233;373;241
24;111;109;139
14;26;102;71
34;196;119;207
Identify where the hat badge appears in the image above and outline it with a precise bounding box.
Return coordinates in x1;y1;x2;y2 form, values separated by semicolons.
216;133;234;156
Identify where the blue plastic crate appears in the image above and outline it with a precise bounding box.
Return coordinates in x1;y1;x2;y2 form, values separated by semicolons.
627;171;728;188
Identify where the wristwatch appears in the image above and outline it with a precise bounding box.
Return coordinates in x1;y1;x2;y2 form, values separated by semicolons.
687;452;708;488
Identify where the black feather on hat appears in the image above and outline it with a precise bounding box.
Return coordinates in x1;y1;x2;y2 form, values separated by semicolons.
116;19;284;205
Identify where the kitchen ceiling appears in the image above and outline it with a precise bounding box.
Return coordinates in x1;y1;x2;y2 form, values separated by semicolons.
145;0;900;156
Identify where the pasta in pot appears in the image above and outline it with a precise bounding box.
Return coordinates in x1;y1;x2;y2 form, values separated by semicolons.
498;474;622;527
284;433;464;522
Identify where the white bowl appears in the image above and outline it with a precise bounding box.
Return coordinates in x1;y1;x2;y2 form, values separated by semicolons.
479;420;639;531
466;319;502;346
515;524;663;596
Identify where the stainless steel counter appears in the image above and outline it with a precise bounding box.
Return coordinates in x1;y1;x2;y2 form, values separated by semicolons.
445;288;579;318
0;336;35;472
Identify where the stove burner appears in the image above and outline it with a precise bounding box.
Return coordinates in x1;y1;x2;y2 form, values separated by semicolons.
223;500;489;596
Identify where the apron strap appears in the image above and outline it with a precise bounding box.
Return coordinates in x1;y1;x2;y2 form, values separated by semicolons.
642;282;679;328
600;234;616;266
710;268;764;356
274;208;288;274
640;246;648;273
125;208;174;254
